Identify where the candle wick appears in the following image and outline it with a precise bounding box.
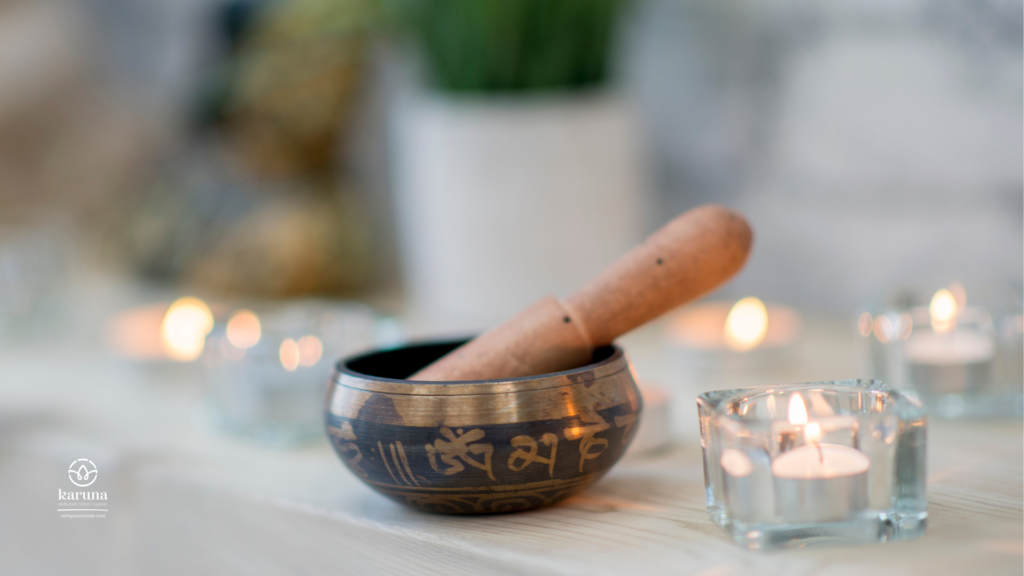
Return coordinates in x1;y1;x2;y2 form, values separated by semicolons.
816;442;824;465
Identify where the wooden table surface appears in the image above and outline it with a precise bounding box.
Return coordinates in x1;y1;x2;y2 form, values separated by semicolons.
1;310;1021;575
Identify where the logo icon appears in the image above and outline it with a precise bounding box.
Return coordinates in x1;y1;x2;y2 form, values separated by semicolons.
68;459;98;487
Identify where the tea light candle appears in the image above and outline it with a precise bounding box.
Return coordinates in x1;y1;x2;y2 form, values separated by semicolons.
904;330;995;366
669;297;801;352
667;298;801;389
106;297;216;362
698;381;927;549
772;395;870;523
903;288;995;396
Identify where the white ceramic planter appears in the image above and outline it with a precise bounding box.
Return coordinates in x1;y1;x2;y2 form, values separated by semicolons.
393;92;648;331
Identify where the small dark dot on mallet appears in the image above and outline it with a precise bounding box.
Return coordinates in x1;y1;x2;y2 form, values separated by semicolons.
656;258;663;265
563;316;571;323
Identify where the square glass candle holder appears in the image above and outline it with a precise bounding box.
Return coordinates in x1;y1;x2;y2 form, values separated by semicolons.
857;282;1023;419
697;379;927;550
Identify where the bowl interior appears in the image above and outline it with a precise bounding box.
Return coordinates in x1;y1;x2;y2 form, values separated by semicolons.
345;340;465;380
343;339;617;381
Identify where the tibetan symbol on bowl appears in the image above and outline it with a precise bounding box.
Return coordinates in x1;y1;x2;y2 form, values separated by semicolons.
325;339;643;514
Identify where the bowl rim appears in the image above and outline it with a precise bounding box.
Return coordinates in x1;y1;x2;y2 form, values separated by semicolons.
332;338;629;396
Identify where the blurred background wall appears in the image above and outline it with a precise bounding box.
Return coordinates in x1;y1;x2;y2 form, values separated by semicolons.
0;0;1019;328
623;0;1022;310
0;1;1020;569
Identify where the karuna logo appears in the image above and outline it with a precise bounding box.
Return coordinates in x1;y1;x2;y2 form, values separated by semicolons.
59;458;108;518
68;458;98;487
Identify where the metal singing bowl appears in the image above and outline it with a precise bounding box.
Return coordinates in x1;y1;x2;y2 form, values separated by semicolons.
325;339;643;514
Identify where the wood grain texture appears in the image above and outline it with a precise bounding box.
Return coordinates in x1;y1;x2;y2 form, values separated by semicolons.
110;421;1024;576
413;205;752;381
1;322;1020;576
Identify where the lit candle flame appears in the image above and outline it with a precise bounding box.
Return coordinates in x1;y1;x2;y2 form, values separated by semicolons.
226;310;261;349
789;394;822;447
929;288;958;333
160;297;214;362
788;394;808;425
805;422;822;444
724;297;769;352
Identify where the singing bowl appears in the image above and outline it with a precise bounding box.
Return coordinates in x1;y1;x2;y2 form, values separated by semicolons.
325;339;642;514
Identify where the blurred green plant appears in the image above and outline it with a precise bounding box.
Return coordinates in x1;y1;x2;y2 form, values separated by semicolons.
393;0;627;93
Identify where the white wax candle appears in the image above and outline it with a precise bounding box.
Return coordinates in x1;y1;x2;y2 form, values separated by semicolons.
772;443;869;479
773;443;870;523
904;329;995;366
668;300;801;351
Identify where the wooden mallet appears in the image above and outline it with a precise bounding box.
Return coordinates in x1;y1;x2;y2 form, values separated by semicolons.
410;204;753;381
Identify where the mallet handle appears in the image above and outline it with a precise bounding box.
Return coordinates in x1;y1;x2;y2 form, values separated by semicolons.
411;205;752;381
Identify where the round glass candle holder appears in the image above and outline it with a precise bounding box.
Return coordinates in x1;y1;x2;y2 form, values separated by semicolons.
201;300;393;446
697;379;927;550
856;282;1023;419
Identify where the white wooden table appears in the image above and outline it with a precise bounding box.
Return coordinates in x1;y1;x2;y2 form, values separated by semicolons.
1;308;1021;575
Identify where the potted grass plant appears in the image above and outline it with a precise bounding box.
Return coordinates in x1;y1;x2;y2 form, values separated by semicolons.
389;0;648;330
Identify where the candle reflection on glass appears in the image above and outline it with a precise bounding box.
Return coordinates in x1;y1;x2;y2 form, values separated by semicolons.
279;338;301;371
720;448;756;520
297;335;323;366
226;309;261;349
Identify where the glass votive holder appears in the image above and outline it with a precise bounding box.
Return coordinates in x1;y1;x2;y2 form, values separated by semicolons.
697;379;927;550
856;282;1023;419
201;300;395;446
0;217;73;342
